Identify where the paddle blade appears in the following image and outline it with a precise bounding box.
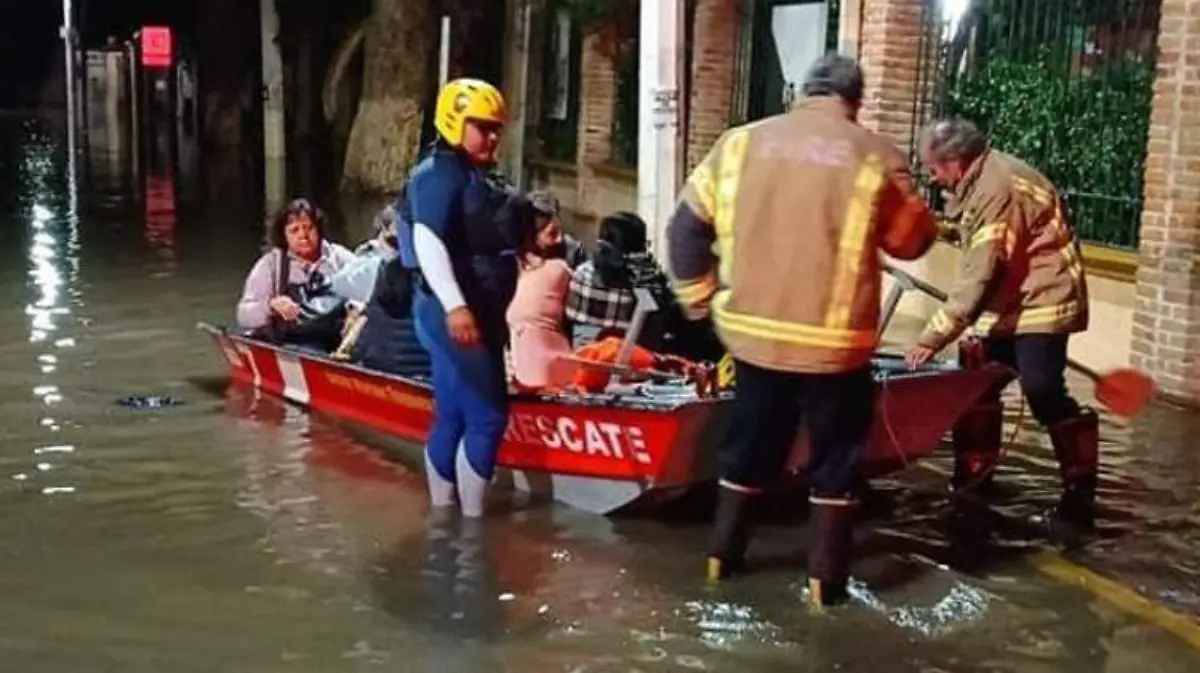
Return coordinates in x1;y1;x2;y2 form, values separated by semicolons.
1093;368;1157;418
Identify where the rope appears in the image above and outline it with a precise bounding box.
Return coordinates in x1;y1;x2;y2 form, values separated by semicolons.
878;366;1028;501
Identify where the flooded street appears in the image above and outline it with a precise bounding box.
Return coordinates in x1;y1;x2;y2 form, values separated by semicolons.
2;114;1200;672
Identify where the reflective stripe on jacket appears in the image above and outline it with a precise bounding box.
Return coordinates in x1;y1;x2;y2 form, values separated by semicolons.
917;150;1089;351
666;96;937;374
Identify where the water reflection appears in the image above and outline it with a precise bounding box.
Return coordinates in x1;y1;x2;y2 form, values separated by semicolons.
204;371;1200;670
142;170;177;274
14;124;80;497
374;514;505;672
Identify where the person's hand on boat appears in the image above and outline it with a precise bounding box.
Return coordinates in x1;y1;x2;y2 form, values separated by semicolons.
269;295;301;323
905;345;937;370
446;306;482;348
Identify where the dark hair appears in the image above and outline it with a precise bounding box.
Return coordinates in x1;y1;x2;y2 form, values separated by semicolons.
528;190;560;219
594;211;648;288
515;196;560;266
266;197;327;250
801;53;864;106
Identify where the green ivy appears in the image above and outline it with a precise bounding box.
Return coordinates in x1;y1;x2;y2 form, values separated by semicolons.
949;47;1153;248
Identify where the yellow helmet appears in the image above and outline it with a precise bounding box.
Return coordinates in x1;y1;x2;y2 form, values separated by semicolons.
434;78;508;147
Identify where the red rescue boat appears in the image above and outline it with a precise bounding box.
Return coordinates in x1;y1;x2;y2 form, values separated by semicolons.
198;315;1011;516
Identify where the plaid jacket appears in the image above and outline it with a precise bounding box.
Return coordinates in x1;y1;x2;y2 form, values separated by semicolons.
565;254;669;332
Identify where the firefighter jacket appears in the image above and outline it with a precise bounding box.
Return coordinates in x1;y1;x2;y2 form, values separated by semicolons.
665;96;939;374
917;149;1089;351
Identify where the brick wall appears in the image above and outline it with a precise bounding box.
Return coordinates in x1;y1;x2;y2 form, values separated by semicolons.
687;0;739;171
855;0;952;322
1132;0;1200;403
578;32;617;168
551;29;632;220
857;0;925;149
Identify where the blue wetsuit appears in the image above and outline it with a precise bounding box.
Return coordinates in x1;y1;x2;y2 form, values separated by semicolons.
399;144;520;514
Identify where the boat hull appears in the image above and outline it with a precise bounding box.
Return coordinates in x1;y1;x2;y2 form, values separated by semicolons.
200;322;1012;515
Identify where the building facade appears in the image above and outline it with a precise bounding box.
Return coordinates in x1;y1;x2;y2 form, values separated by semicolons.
500;0;1196;404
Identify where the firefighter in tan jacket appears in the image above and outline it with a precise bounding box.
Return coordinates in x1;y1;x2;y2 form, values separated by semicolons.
906;119;1097;543
665;55;939;607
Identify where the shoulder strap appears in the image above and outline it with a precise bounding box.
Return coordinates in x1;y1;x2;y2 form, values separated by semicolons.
275;248;291;297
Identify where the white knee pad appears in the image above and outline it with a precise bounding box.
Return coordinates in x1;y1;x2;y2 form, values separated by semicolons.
456;442;489;518
425;448;456;508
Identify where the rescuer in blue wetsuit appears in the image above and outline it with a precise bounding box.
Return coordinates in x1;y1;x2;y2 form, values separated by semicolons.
397;78;521;518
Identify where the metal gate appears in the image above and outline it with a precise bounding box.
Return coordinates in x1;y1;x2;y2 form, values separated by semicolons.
909;0;1159;248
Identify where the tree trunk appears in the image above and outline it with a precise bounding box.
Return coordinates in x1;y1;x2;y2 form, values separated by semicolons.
341;0;433;194
323;21;367;180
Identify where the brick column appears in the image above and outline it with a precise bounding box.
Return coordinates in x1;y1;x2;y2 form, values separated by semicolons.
857;0;925;148
855;0;956;329
686;0;738;171
1132;0;1200;403
576;30;617;214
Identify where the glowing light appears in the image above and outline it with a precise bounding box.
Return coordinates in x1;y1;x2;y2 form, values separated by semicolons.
942;0;970;38
31;203;53;223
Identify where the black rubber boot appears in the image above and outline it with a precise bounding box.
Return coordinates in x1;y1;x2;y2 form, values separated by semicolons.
1032;409;1099;547
705;487;758;582
945;495;994;573
950;402;1004;496
806;498;858;609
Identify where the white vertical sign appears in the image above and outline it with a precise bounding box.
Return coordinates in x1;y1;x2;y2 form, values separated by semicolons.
259;0;285;160
62;0;77;164
438;15;451;87
637;0;686;259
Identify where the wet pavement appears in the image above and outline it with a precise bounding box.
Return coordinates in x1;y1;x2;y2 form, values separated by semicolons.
2;113;1200;671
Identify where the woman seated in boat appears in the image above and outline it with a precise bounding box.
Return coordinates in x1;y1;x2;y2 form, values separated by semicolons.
328;204;403;359
565;211;723;363
506;191;574;391
344;250;433;379
330;203;401;307
528;191;589;271
236;198;356;350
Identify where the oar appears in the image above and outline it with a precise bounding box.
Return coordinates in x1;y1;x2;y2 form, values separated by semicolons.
882;262;1158;418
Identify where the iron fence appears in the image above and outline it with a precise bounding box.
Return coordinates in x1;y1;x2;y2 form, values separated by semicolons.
909;0;1159;249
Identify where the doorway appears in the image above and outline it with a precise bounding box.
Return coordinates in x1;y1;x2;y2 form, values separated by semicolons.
746;0;840;121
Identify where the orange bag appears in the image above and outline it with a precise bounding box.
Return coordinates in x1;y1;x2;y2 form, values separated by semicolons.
571;337;657;393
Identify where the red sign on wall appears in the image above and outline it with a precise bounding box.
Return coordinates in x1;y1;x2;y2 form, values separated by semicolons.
140;26;173;68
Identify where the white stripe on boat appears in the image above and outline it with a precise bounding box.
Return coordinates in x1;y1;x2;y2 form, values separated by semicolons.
277;352;310;405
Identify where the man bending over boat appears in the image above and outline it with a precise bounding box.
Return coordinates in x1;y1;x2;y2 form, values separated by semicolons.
665;54;939;607
906;119;1096;545
397;78;521;519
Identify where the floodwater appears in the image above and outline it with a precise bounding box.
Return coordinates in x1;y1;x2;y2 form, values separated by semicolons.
2;113;1200;672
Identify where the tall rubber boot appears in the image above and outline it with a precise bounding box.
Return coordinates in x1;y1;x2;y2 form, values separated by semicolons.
1032;409;1099;546
806;497;858;609
950;403;1004;496
705;487;758;582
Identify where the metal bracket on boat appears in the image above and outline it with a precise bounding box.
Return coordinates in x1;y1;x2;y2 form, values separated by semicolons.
882;262;949;303
615;287;659;369
879;264;922;339
879;262;953;340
